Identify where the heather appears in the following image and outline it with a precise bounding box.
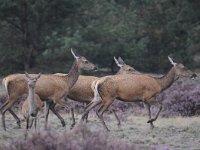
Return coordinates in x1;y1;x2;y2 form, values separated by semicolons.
0;124;170;150
106;79;200;118
159;79;200;117
1;78;200;118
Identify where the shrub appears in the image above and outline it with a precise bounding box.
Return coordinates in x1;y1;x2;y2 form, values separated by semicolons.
0;124;170;150
159;80;200;117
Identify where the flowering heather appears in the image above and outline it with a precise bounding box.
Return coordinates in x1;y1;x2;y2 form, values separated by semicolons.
1;78;199;118
158;80;200;117
0;124;170;150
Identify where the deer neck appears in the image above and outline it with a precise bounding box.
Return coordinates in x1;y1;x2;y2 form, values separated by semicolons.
156;67;178;92
28;87;37;111
116;69;124;75
67;61;81;90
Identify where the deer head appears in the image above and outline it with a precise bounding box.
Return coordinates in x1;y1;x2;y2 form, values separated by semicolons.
114;56;138;74
25;72;41;88
168;56;197;79
71;49;96;70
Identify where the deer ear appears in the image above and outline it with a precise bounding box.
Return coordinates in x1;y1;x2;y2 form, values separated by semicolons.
168;56;177;66
36;72;41;79
114;56;123;68
117;57;125;65
71;48;80;60
24;71;31;79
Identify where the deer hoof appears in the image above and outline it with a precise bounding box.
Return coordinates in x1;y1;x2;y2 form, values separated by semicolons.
70;123;75;129
17;121;21;128
147;119;154;123
106;128;110;132
61;121;66;127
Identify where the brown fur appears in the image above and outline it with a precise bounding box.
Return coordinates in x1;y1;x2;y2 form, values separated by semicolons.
22;94;44;119
0;51;96;130
82;61;196;131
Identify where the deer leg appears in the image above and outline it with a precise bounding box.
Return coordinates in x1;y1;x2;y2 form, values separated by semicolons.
1;100;21;128
84;103;89;123
49;103;66;127
24;115;29;140
96;101;112;132
26;115;29;130
70;108;75;129
81;92;102;121
0;100;9;112
1;100;17;130
144;102;154;129
63;101;75;128
96;104;104;118
44;102;50;129
147;102;162;125
56;100;75;128
29;118;34;129
84;112;89;123
8;109;21;128
34;118;37;129
111;109;121;126
85;101;93;110
81;99;101;121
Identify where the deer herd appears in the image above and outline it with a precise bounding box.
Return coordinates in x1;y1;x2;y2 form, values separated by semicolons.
0;49;197;132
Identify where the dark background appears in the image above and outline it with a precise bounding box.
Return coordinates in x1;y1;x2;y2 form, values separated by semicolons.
0;0;199;75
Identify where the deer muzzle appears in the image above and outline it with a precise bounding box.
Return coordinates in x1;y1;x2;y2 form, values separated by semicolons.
30;112;37;117
191;73;197;79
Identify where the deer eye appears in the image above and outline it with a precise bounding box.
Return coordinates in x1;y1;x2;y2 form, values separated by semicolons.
85;60;88;64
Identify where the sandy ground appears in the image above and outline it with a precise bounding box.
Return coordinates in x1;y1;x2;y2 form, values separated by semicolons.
0;112;200;150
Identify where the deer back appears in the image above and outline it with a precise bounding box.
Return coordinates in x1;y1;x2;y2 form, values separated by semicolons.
4;74;70;101
97;74;161;102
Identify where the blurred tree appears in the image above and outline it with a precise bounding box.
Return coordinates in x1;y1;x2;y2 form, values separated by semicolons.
0;0;79;72
0;0;199;74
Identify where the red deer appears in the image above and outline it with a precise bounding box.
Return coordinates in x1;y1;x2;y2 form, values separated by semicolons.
22;72;43;129
81;56;197;131
0;49;96;130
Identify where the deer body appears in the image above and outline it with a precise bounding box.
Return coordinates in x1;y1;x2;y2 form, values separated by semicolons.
95;71;173;103
53;57;136;125
22;94;44;129
81;57;196;131
68;76;99;103
1;50;96;130
22;94;43;119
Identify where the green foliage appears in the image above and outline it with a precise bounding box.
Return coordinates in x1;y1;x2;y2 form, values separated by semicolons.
0;0;199;74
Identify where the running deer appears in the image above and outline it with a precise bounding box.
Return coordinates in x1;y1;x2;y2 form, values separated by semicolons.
22;72;43;129
59;56;139;125
0;49;96;130
51;56;138;126
81;56;197;131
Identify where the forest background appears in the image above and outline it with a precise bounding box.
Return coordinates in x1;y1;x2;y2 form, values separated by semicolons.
0;0;199;75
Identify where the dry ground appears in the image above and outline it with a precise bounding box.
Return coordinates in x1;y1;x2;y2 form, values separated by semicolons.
0;112;200;150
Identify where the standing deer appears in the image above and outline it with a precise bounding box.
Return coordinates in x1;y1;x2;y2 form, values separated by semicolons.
22;95;43;129
0;49;96;130
22;72;43;129
81;56;197;131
